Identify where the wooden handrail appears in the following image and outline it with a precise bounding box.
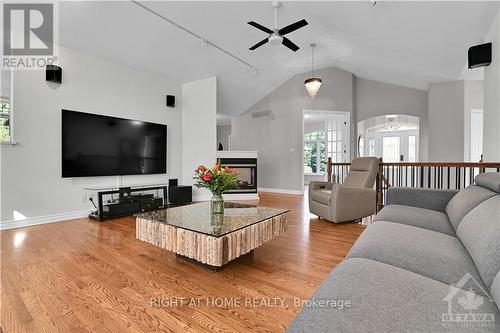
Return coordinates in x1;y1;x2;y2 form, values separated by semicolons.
325;159;500;212
377;162;500;167
327;160;500;181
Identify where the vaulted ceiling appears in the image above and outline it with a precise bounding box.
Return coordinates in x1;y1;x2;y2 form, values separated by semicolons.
59;1;498;116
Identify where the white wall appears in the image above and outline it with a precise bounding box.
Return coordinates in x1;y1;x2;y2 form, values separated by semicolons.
428;81;465;162
182;77;217;200
231;67;354;193
354;77;429;160
1;46;183;226
483;10;500;161
427;79;485;162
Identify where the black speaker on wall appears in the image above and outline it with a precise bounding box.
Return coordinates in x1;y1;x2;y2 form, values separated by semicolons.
468;43;492;69
166;95;175;108
46;65;62;84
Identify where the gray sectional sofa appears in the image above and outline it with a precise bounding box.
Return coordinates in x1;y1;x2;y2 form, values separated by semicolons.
289;173;500;332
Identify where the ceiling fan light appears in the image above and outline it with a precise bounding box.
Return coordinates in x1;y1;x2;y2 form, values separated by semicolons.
304;77;322;98
269;34;283;46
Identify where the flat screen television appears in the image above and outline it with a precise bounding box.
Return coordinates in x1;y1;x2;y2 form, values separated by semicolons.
62;109;167;178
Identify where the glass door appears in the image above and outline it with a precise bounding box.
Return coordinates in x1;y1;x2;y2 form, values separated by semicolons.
382;136;401;162
326;114;350;163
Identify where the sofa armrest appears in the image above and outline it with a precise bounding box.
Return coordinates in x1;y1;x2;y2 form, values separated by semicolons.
386;187;459;212
309;181;334;191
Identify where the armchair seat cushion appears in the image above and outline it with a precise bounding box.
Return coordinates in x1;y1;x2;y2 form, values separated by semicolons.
346;221;487;295
374;204;455;236
310;189;331;205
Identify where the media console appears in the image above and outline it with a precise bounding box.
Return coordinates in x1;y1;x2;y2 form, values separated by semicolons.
84;184;168;221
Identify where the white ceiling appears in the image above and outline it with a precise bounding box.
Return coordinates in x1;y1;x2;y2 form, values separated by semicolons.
59;1;498;116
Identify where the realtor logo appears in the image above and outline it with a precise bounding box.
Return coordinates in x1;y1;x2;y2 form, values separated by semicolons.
2;2;58;69
442;273;496;329
3;3;53;55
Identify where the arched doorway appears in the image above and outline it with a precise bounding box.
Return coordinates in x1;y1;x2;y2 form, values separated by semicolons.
357;115;420;162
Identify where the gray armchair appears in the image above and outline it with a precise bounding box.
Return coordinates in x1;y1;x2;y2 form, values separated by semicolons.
308;157;380;223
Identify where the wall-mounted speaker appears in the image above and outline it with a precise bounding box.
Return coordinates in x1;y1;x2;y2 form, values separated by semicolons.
468;43;492;69
166;95;175;108
46;65;62;84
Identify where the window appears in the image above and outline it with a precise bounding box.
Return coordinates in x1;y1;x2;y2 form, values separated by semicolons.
0;98;11;142
1;70;12;143
304;131;326;174
408;135;416;162
383;136;400;162
368;138;376;157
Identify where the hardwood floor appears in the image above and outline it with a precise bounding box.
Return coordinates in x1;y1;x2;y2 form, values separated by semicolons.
1;192;364;333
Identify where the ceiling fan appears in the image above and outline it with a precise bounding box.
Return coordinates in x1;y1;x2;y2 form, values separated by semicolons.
248;0;308;52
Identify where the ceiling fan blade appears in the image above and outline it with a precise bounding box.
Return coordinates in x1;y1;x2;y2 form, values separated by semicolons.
249;38;269;50
278;19;308;35
247;21;273;34
282;37;299;52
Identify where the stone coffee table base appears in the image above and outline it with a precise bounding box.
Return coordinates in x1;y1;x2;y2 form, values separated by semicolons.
136;214;287;269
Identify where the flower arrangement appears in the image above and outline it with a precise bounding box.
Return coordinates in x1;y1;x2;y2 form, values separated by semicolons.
194;163;239;214
194;163;240;195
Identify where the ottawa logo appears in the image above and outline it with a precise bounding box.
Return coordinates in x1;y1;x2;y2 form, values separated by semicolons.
442;273;496;329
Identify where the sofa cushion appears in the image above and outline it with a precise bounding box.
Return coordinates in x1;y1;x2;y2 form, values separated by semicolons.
374;204;455;236
310;189;331;205
475;172;500;193
346;221;487;295
287;258;499;333
457;196;500;289
446;185;496;231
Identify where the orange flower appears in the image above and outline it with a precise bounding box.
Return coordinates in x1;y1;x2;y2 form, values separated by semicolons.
212;163;221;172
197;165;207;172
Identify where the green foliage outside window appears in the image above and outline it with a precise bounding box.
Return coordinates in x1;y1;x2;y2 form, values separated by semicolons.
0;99;11;142
304;131;326;141
0;123;11;142
0;100;10;114
304;131;326;174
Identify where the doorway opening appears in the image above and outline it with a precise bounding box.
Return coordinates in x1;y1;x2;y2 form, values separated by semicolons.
357;115;420;162
469;109;483;162
303;110;350;187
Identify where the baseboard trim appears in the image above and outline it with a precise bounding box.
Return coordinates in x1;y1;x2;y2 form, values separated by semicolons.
1;210;89;230
258;188;303;195
223;193;260;201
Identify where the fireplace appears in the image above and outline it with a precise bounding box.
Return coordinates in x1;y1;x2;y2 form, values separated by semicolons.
219;158;257;194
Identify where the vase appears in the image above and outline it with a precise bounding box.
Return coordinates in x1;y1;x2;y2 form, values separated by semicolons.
210;213;224;234
210;193;224;214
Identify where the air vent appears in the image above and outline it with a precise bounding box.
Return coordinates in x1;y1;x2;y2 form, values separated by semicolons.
252;110;272;118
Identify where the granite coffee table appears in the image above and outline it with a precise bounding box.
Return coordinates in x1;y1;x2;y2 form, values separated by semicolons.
136;202;289;270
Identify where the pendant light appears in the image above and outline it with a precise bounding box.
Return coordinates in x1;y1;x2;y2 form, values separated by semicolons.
304;43;322;98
